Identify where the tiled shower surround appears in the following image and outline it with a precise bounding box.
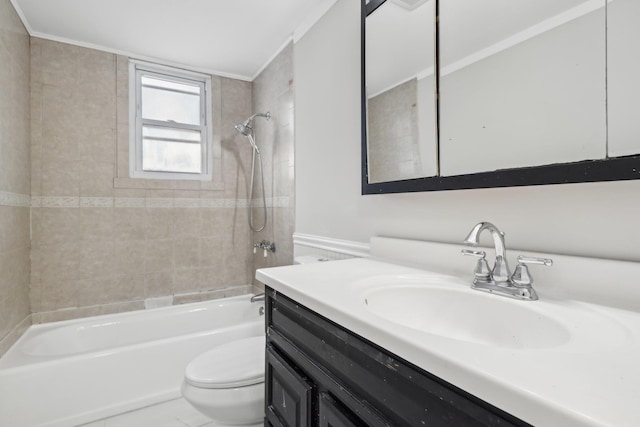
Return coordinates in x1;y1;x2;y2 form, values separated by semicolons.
251;43;296;282
0;0;31;355
26;37;294;324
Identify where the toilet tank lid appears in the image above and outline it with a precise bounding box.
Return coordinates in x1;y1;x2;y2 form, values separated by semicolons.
185;335;265;389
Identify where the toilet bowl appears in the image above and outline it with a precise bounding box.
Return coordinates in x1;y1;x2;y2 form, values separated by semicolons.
182;335;265;425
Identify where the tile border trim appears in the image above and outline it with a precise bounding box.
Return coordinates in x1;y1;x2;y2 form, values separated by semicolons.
29;196;290;209
0;191;31;207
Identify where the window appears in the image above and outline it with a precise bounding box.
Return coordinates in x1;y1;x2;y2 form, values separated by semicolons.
129;60;212;180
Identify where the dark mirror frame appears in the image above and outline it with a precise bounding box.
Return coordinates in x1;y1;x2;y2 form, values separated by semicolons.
361;0;640;195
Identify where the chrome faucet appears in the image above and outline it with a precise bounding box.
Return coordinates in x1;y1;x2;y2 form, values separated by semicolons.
462;222;552;301
463;222;511;283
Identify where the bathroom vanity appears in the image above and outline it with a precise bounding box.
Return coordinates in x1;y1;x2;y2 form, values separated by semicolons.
264;287;527;426
256;237;640;427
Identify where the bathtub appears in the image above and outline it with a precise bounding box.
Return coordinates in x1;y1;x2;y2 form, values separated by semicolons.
0;295;265;427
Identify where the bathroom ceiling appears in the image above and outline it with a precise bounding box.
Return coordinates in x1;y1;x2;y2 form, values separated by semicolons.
11;0;337;80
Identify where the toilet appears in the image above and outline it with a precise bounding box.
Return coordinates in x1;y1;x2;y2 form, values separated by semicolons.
182;256;328;424
182;335;266;425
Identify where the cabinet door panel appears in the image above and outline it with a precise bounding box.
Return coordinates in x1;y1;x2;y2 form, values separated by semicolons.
319;392;369;427
266;346;313;427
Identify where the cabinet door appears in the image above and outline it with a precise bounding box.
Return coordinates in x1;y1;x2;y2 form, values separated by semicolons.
266;346;313;427
319;392;371;427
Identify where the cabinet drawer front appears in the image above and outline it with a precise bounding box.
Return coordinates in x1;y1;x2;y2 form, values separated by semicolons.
267;289;529;427
266;346;313;427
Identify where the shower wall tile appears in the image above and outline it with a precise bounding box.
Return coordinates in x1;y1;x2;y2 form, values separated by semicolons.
30;39;256;323
144;270;174;298
0;0;31;357
250;42;295;277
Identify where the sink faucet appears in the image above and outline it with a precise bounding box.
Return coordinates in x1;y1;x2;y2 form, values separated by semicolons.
462;222;552;301
463;222;511;283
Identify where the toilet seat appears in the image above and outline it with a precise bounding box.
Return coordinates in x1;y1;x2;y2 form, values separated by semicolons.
185;335;265;389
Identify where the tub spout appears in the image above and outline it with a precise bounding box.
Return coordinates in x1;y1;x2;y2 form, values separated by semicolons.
250;293;265;303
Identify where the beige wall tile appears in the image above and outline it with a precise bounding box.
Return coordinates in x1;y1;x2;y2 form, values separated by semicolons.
80;208;114;241
40;278;78;311
144;270;173;298
27;38;291;324
199;237;223;268
42;160;80;196
80;161;115;197
39;208;81;245
173;268;200;293
145;239;173;273
173;292;201;305
145;209;174;239
40;39;78;89
113;274;145;302
250;43;295;273
80;127;117;164
40;241;80;282
79;240;115;279
174;238;200;270
78;274;142;306
199;208;225;237
173;209;199;239
0;206;29;253
114;207;146;240
199;267;225;291
200;285;251;302
41;83;77;134
115;240;146;276
76;48;115;101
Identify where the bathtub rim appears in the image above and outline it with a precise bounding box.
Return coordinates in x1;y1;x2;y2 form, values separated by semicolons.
0;293;264;370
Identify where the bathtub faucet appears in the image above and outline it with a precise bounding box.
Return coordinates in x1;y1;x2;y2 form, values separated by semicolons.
250;293;265;303
253;241;276;258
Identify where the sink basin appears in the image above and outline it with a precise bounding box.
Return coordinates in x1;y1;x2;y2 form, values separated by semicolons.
363;284;572;349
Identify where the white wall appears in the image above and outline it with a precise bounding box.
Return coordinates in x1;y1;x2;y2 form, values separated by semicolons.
294;0;640;263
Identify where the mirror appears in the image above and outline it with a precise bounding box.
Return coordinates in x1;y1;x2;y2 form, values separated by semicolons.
607;0;640;157
364;0;437;183
362;0;640;194
439;0;606;176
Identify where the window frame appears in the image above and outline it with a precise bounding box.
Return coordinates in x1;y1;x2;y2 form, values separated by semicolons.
129;60;213;181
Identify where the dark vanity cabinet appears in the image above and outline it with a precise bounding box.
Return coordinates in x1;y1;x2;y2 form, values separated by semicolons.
264;288;530;427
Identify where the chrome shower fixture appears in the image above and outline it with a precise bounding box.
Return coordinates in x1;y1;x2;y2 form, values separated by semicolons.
233;111;271;232
234;112;271;137
253;240;276;258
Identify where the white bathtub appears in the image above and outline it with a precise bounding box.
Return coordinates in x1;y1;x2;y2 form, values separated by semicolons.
0;295;265;427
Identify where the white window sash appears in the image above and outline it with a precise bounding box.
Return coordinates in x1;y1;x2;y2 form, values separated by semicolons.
129;60;212;181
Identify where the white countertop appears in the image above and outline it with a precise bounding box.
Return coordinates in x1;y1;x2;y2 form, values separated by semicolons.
256;257;640;427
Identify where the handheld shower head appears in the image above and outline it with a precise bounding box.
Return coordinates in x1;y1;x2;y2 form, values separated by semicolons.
234;111;271;140
233;112;271;233
234;122;253;137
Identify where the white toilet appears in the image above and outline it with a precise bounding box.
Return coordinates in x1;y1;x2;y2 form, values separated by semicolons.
182;335;266;425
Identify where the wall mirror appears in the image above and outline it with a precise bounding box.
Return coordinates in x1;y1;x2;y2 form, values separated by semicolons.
364;0;437;183
361;0;640;194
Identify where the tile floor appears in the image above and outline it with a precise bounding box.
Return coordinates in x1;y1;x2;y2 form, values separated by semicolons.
79;398;215;427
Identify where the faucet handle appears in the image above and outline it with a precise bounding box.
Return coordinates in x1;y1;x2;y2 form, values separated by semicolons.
512;256;553;287
461;249;491;280
517;256;553;267
461;249;485;258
